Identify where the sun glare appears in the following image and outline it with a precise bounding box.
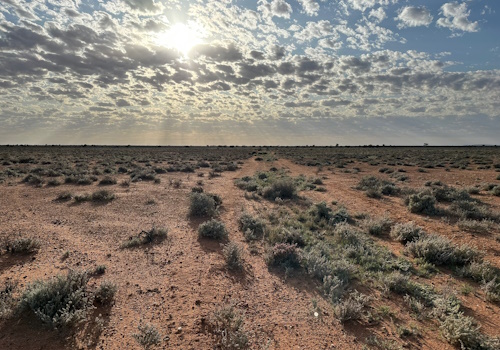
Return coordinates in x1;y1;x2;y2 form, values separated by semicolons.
155;22;204;56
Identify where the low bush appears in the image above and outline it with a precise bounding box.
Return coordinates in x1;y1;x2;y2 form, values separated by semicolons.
133;323;162;349
265;243;301;269
198;219;228;240
99;176;117;185
5;237;40;254
189;192;221;217
208;305;249;349
222;242;244;270
238;213;265;241
121;226;168;248
390;222;426;243
19;270;94;328
334;291;370;322
406;235;480;267
262;178;297;200
363;217;393;236
94;281;117;305
407;192;438;215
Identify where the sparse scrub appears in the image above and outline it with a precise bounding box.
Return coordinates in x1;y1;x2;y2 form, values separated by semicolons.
458;219;495;234
0;281;17;318
5;237;40;254
133;323;162;350
238;213;265;240
265;243;301;269
406;192;438;215
121;226;168;248
363;216;393;236
390;222;426;243
99;176;117;185
262;178;297;200
208;305;249;350
189;192;221;217
94;281;117;305
19;270;94;328
222;242;244;270
198;219;228;240
91;189;115;202
334;291;370;322
406;235;480;267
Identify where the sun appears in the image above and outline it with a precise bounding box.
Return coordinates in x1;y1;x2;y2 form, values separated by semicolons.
155;22;204;56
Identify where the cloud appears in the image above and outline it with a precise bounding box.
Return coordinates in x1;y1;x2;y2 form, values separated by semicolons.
298;0;320;16
259;0;293;19
344;0;398;12
369;8;386;23
122;0;164;14
437;2;479;33
396;6;433;28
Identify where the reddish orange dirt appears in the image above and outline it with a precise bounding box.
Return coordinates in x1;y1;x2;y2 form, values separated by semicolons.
0;151;499;350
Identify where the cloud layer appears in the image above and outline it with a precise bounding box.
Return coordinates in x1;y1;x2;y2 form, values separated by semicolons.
0;0;498;145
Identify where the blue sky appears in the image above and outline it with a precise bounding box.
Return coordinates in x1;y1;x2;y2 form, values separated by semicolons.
0;0;499;145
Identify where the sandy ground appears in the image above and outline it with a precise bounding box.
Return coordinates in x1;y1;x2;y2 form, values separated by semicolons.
0;153;499;349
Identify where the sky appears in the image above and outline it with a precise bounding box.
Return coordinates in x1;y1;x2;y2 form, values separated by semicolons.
0;0;499;146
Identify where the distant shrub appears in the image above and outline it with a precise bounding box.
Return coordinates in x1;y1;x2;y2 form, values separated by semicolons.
492;186;500;197
262;178;297;200
265;243;301;269
189;192;220;217
407;192;438;215
390;222;426;243
133;323;162;350
363;217;393;236
457;219;495;234
448;200;498;221
5;237;40;254
91;190;115;202
47;179;61;186
238;213;265;241
0;281;17;319
356;176;398;198
23;174;43;186
94;281;117;305
19;270;93;328
334;291;370;322
99;176;117;185
121;226;168;248
208;305;249;350
406;235;480;267
198;219;228;240
222;242;244;270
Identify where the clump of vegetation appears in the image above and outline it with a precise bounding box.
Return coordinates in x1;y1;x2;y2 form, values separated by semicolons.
91;189;116;202
457;219;496;234
334;291;370;322
390;222;426;243
19;270;94;328
121;226;168;248
56;191;73;201
406;192;438;215
356;176;398;198
99;176;117;185
189;192;222;217
5;237;40;254
208;305;249;349
198;219;228;240
222;242;244;270
405;235;480;267
94;281;117;305
133;323;162;349
0;281;17;319
22;174;43;186
238;213;265;241
447;200;498;221
262;178;297;200
265;243;301;269
362;216;393;236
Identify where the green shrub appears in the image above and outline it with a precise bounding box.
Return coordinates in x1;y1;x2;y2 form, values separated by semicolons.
363;216;393;236
407;193;438;215
198;219;228;240
91;190;115;202
262;178;297;200
94;281;117;305
406;235;480;266
189;192;220;217
448;200;498;221
222;242;244;270
390;222;426;243
121;226;168;248
440;312;483;349
5;237;40;254
208;305;249;350
334;291;370;322
133;323;162;349
99;176;117;185
19;270;94;328
265;243;301;269
238;213;265;240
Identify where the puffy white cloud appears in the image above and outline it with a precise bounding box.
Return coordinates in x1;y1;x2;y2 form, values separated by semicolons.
344;0;398;12
298;0;320;16
396;6;433;28
369;7;386;23
259;0;293;19
437;2;479;33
